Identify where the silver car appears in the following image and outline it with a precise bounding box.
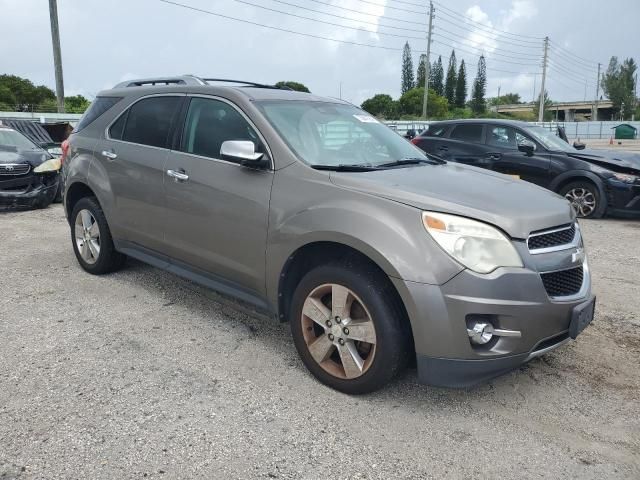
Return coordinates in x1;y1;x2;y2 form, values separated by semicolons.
63;76;595;394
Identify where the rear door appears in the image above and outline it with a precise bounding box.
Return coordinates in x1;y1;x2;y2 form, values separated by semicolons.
440;123;493;167
412;123;450;156
163;95;274;296
96;94;184;253
485;124;551;186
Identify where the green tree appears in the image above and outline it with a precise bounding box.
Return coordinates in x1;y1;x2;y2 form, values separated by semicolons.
489;92;522;105
399;87;448;118
430;56;444;96
416;54;427;90
361;94;398;118
401;42;415;95
275;81;310;92
0;74;55;109
470;55;487;115
444;50;457;105
64;95;91;113
601;57;637;119
454;59;467;108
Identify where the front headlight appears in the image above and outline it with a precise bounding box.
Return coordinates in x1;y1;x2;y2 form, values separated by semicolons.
422;211;523;274
33;157;62;173
612;172;639;184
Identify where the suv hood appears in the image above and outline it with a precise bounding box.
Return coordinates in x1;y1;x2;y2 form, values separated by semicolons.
567;149;640;172
330;163;574;239
0;148;51;167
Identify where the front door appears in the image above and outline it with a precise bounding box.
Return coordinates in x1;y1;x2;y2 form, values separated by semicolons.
163;96;274;296
485;125;551;186
95;95;183;252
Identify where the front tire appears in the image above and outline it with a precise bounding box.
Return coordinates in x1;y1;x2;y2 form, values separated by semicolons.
290;262;410;394
70;197;125;274
560;180;607;219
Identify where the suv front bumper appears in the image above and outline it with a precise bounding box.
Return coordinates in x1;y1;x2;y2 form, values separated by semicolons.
393;250;593;388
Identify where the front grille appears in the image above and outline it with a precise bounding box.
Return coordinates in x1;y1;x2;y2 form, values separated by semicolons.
528;224;575;251
541;266;584;297
0;164;30;176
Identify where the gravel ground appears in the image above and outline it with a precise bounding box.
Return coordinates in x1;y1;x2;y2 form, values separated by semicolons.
1;205;639;479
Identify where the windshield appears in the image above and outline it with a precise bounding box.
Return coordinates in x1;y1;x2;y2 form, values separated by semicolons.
0;128;41;151
256;101;430;168
524;126;575;152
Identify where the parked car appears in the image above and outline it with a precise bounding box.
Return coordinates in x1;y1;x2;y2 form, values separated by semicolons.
0;124;61;209
64;76;594;393
412;119;640;218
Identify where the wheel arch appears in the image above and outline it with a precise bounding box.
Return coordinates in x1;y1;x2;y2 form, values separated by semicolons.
276;240;409;327
65;181;98;223
550;170;605;197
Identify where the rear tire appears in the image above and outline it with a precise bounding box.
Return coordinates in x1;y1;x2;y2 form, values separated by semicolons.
70;197;126;274
559;180;606;219
290;261;410;394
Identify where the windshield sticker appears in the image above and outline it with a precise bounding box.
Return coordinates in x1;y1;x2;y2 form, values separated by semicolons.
353;114;379;123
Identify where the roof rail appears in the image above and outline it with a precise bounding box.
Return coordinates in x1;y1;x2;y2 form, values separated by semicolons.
202;78;283;90
112;75;294;91
113;75;206;88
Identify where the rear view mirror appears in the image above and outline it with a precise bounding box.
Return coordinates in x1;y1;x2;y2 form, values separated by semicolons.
573;141;586;150
518;140;536;156
220;140;269;169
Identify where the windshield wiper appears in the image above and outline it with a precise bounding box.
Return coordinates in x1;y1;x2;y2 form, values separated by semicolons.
311;164;380;172
376;156;444;168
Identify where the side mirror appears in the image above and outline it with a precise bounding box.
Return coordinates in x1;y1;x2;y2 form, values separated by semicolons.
518;140;536;156
220;140;269;169
573;141;586;150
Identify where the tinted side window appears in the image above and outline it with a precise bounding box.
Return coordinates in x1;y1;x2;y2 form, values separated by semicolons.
181;97;262;162
450;124;484;143
122;96;182;148
425;125;448;137
109;111;127;140
75;97;122;132
488;126;517;148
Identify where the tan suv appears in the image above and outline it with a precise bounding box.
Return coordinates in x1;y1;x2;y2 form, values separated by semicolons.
64;76;594;393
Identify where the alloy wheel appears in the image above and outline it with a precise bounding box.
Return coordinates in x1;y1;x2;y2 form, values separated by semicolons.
74;209;101;264
564;187;596;217
300;284;377;379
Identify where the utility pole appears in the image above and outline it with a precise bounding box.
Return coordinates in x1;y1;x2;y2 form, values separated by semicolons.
421;1;434;119
48;0;65;113
537;36;549;122
538;37;549;122
593;62;601;121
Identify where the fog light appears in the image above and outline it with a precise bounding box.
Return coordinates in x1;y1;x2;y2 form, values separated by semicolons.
467;322;494;345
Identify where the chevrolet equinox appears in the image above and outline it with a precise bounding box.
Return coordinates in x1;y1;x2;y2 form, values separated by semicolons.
63;76;595;394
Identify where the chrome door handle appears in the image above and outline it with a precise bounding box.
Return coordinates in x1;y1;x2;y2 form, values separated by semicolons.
167;169;189;181
102;150;117;160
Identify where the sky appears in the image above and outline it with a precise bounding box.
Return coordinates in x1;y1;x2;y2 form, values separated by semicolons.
1;0;638;107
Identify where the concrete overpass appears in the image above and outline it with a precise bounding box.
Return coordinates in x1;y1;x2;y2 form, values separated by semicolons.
495;100;615;121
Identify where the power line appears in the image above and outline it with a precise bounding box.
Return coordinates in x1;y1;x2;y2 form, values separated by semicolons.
227;0;425;40
548;40;599;67
303;0;424;26
432;40;541;66
432;0;544;41
157;0;408;51
548;46;599;73
433;14;541;49
547;57;597;80
269;0;426;33
341;0;427;14
432;32;543;60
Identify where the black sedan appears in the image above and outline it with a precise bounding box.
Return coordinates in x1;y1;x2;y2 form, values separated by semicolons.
0;125;61;209
412;119;640;218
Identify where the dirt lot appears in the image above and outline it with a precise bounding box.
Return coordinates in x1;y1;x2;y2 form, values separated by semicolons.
1;205;639;479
